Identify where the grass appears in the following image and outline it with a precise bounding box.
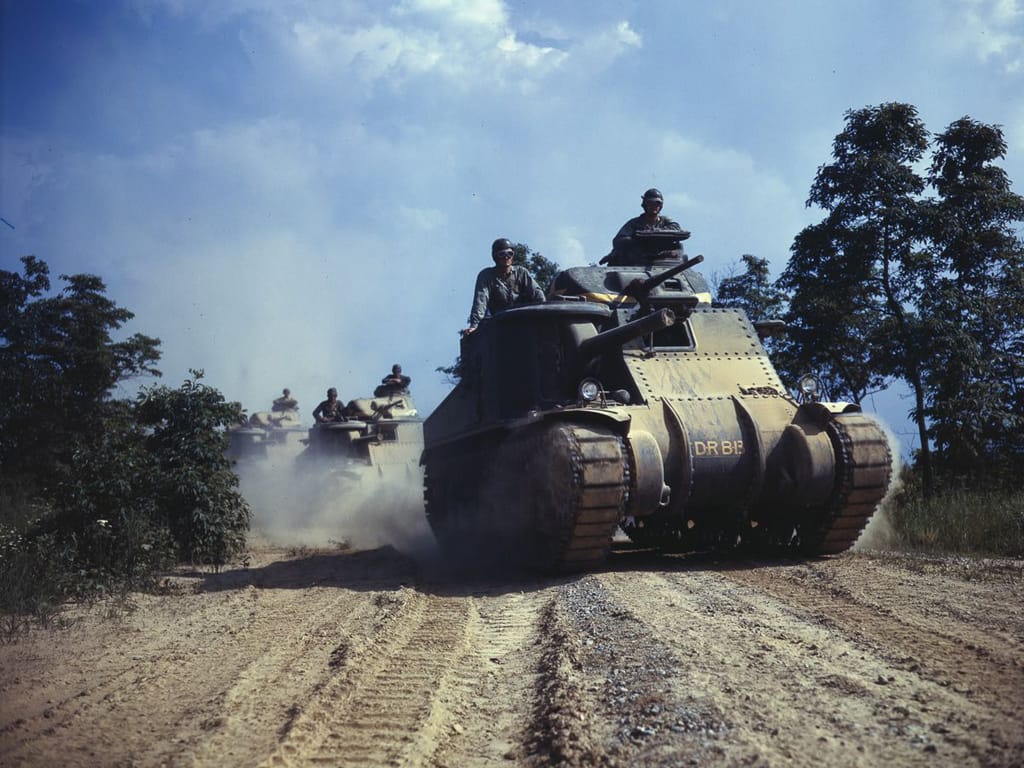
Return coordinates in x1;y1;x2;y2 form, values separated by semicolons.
890;487;1024;557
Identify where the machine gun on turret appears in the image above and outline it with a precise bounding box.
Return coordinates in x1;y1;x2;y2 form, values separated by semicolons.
371;398;406;420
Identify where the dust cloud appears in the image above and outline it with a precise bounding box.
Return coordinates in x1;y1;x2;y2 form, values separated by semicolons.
232;439;438;560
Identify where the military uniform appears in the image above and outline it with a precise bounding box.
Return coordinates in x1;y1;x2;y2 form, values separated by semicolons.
313;397;345;423
467;265;545;329
272;394;298;412
608;214;682;266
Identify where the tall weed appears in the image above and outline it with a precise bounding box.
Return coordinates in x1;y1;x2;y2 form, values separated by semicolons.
891;487;1024;556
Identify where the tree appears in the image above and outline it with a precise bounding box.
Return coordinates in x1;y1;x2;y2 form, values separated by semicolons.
135;371;250;567
0;256;162;505
715;254;787;321
776;103;936;489
714;253;788;354
513;242;560;291
920;118;1024;485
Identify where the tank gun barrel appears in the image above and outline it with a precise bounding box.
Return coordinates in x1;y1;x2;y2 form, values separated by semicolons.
627;254;704;299
578;308;676;362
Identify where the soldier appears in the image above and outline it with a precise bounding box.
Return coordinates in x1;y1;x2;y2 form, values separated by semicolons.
379;364;411;393
463;238;546;336
606;188;683;266
272;388;298;413
312;387;346;423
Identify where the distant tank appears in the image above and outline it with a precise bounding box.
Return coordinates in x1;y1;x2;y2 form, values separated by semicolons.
226;408;305;461
299;390;423;480
422;230;893;571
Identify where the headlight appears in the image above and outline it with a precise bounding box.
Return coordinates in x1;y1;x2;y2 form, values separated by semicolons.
578;378;602;402
798;374;820;398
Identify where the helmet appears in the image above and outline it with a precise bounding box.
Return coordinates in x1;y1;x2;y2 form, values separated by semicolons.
642;188;664;202
491;238;514;255
327;388;337;397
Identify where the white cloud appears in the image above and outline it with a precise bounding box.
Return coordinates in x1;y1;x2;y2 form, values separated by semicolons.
395;0;507;27
942;0;1024;73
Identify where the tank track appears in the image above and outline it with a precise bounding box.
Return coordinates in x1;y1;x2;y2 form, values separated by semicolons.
543;423;630;571
801;412;893;555
423;422;628;572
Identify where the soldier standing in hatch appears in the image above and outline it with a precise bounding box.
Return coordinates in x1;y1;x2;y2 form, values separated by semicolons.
312;388;345;423
380;364;411;392
607;188;682;266
272;388;298;413
463;238;546;336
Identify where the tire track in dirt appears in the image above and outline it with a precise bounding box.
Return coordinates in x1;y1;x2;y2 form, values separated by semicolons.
598;565;1023;767
261;591;473;767
0;547;414;768
1;587;380;767
720;556;1024;765
186;588;401;767
526;577;733;768
428;588;549;767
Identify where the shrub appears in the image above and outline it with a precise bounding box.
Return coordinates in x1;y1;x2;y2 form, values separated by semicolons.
135;371;249;568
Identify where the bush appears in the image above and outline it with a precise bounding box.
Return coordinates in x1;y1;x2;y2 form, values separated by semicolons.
135;371;249;568
0;372;250;632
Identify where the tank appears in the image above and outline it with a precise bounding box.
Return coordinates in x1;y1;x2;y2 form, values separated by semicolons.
422;231;893;571
299;390;423;480
226;409;305;461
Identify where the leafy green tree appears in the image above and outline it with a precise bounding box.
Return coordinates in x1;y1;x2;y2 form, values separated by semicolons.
777;103;935;488
0;256;162;509
714;254;788;354
512;242;560;291
2;258;250;616
44;401;172;586
714;254;787;319
136;371;250;567
775;224;888;403
920;118;1024;485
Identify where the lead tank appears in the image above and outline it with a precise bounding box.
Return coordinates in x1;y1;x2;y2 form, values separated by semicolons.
422;231;893;571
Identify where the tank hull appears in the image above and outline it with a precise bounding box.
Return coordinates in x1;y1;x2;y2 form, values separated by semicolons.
424;258;893;571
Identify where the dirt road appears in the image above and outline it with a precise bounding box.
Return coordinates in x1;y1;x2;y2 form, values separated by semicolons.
2;542;1022;767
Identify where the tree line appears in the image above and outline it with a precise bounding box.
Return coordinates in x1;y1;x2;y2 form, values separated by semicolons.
717;102;1024;498
1;257;248;619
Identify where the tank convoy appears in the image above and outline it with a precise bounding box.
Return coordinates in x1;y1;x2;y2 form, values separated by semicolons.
226;396;305;461
299;389;423;476
297;366;424;487
422;229;893;572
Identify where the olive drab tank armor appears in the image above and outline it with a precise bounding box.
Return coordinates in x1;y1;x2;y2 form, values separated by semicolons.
422;230;893;572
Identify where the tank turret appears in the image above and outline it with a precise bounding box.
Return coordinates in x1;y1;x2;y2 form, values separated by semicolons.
423;241;893;572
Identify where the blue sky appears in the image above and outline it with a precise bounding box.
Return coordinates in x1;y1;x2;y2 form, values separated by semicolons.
3;0;1023;457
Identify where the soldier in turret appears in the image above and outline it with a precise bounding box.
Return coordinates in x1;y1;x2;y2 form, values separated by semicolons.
606;188;683;266
463;238;546;336
375;364;411;396
313;388;346;423
272;388;298;413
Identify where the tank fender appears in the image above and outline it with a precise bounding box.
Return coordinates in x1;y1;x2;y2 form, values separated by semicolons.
625;429;670;516
801;401;862;417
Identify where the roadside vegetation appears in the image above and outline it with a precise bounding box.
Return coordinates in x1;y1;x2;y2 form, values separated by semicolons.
1;257;248;639
3;101;1023;639
719;103;1024;558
